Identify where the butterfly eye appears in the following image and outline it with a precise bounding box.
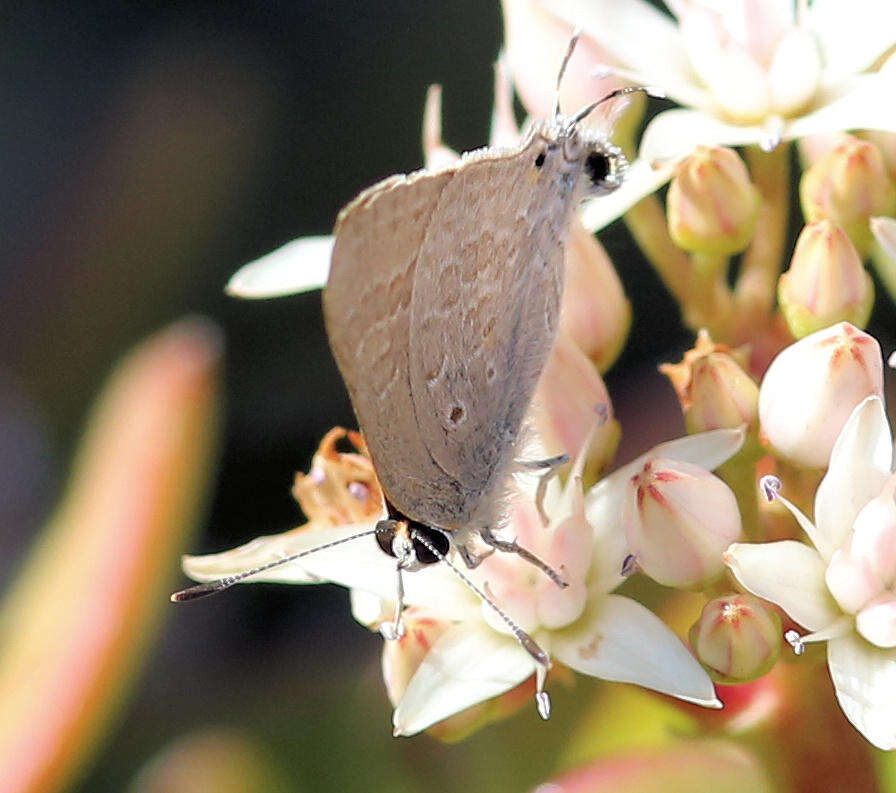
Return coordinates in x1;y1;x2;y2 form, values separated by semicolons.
534;151;546;168
585;152;610;185
584;147;627;195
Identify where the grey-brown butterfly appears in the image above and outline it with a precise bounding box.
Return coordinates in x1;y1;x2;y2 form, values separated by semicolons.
173;33;658;720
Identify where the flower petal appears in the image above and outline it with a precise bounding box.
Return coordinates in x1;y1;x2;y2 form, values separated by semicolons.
645;425;748;470
725;541;840;632
182;525;476;621
639;108;769;162
587;426;746;519
809;0;896;85
579;157;678;232
786;74;896;140
541;0;705;106
814;396;892;561
391;624;535;736
553;594;720;706
828;633;896;750
225;236;333;298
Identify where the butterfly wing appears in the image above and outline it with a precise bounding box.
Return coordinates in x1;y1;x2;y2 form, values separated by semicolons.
324;169;462;517
407;142;583;529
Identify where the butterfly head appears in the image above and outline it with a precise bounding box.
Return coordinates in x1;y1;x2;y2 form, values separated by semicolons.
527;118;629;198
544;32;663;197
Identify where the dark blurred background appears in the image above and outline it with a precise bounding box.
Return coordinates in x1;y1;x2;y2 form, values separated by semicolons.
0;2;769;791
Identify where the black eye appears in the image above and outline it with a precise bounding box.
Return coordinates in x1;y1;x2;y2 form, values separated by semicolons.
412;527;450;565
534;151;546;168
585;152;610;185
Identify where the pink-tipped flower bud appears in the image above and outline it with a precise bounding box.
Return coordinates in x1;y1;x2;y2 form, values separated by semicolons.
381;608;452;707
667;146;759;255
689;594;782;683
861;131;896;183
560;220;632;373
532;332;620;479
872;216;896;267
622;457;742;587
758;322;884;468
778;220;874;338
660;329;758;434
800;136;896;257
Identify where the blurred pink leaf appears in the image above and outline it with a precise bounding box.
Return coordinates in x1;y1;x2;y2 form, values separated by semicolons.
534;740;773;793
0;318;222;793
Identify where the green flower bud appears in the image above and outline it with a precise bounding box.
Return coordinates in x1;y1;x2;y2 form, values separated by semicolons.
778;220;874;338
690;594;781;683
667;146;759;255
800;136;896;257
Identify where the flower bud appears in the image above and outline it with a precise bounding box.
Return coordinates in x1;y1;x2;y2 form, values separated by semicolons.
758;322;884;468
872;216;896;266
689;594;782;682
381;608;452;707
778;220;874;338
667;146;759;255
860;131;896;182
660;330;758;434
292;427;382;525
532;332;620;480
800;136;896;257
623;457;742;587
798;132;854;170
560;220;631;372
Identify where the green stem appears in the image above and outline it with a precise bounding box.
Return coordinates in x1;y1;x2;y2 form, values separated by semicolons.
734;144;791;338
623;194;694;309
683;252;734;338
716;442;763;542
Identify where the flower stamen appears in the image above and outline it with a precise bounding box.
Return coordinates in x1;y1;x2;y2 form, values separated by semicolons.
785;616;853;655
758;474;824;550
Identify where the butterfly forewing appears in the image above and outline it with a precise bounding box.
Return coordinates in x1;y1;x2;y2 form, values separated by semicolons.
407;145;578;528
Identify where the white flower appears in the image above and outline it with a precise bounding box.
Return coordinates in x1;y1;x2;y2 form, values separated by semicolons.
726;396;896;749
534;0;896;230
181;427;746;735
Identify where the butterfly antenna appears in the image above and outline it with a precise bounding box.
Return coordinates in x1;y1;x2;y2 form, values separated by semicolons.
410;529;553;720
571;85;666;124
170;526;383;602
554;28;582;118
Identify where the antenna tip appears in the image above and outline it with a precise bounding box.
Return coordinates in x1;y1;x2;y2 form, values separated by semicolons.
536;691;552;720
170;581;223;602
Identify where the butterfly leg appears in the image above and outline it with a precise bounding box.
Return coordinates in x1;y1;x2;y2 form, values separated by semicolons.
456;540;495;570
517;453;569;526
478;527;568;588
380;530;415;641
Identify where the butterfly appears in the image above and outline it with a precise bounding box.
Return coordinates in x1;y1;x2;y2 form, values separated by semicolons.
173;33;657;719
